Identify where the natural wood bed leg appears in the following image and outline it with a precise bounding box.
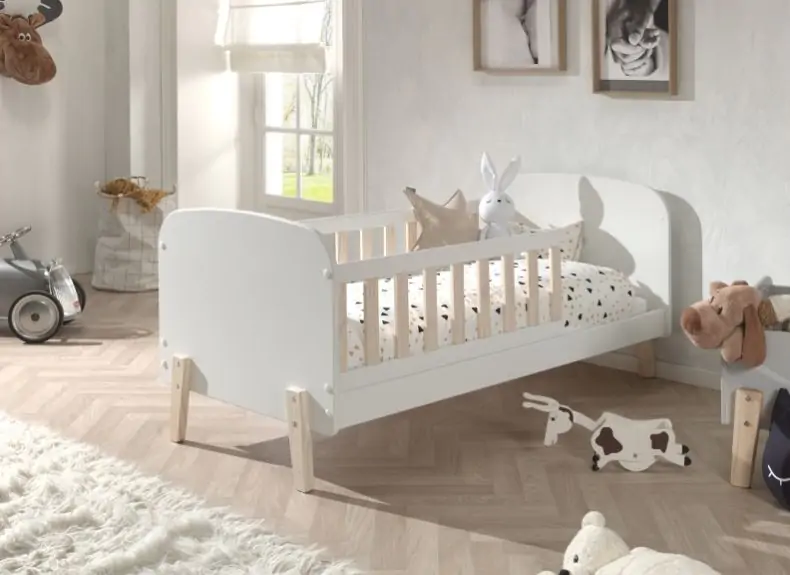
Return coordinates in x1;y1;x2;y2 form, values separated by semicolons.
169;354;193;444
286;387;315;493
730;388;763;488
636;340;656;378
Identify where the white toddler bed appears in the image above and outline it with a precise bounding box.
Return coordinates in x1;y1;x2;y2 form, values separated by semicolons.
159;174;672;492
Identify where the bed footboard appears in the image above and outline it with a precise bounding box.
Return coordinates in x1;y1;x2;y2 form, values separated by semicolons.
158;208;337;437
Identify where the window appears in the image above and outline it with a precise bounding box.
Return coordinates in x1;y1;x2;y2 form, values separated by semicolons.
252;0;349;216
220;0;362;216
261;69;335;207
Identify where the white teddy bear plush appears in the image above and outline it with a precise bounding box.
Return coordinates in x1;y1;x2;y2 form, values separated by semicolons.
537;511;720;575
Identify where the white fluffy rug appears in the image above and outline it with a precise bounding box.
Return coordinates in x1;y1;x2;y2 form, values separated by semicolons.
0;413;359;574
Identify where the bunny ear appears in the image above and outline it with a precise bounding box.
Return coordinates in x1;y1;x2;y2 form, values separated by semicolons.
480;152;498;191
497;156;521;193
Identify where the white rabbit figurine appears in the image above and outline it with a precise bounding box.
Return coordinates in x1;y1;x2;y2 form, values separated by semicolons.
478;152;521;240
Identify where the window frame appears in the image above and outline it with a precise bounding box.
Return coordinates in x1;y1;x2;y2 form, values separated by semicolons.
251;0;364;218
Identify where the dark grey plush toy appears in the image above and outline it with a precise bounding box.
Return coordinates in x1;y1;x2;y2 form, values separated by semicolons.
763;388;790;510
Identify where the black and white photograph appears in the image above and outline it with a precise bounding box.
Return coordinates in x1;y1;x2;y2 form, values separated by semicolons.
473;0;566;73
593;0;677;94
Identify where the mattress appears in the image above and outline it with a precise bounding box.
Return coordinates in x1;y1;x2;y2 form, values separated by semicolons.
345;260;647;370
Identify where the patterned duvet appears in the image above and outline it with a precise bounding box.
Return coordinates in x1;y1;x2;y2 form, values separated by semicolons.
344;260;646;370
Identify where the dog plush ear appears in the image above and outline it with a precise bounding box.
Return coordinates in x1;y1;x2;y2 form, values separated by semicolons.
741;304;767;368
721;331;743;364
709;281;728;296
0;14;13;30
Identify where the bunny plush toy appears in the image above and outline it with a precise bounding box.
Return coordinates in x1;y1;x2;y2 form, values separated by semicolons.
479;152;521;240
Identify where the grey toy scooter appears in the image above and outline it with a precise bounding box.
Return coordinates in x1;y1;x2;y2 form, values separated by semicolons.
0;226;85;343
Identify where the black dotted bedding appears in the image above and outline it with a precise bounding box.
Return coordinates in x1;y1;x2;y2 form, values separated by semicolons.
345;260;646;370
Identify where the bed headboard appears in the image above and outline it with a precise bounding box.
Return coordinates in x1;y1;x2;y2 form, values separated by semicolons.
505;174;671;331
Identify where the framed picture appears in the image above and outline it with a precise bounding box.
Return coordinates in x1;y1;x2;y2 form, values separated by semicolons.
473;0;567;74
592;0;678;95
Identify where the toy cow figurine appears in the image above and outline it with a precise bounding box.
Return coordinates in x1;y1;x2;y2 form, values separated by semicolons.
522;393;692;472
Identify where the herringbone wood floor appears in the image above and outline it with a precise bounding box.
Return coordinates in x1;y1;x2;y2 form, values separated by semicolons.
0;278;788;574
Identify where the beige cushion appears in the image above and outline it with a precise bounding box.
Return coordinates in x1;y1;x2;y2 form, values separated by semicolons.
509;220;584;261
403;187;480;251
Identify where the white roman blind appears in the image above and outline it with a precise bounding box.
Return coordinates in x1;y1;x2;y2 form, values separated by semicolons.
216;0;329;74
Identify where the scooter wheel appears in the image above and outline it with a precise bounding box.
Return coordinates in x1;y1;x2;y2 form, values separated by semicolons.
8;291;63;344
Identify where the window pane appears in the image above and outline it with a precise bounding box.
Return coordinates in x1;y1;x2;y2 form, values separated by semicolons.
265;74;298;129
299;73;334;131
265;132;299;198
299;134;333;203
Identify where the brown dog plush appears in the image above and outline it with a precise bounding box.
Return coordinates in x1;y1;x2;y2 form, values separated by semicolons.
0;13;56;85
680;280;772;368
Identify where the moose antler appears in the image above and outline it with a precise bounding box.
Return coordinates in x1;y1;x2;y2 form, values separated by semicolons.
34;1;63;24
522;393;559;412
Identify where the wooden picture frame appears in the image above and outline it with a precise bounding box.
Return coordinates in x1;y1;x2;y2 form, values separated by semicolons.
473;0;567;75
592;0;678;96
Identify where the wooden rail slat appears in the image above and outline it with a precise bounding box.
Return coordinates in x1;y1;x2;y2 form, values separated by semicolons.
549;246;563;322
337;287;348;372
360;229;375;261
406;221;418;252
363;278;380;366
477;260;491;339
384;225;410;359
503;255;516;332
527;250;539;326
384;225;397;256
394;275;410;358
423;268;438;351
360;229;379;365
451;264;465;345
335;231;349;264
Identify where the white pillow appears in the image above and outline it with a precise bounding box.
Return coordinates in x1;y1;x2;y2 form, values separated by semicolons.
509;220;584;261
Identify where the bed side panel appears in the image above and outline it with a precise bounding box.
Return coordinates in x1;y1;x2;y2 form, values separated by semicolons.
158;208;336;435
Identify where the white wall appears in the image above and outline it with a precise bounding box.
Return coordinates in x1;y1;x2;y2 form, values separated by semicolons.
110;0;257;217
0;1;106;273
106;1;176;201
176;0;246;210
0;0;268;273
362;0;790;378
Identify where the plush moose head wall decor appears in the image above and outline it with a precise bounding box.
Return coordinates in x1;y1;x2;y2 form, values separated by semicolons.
0;12;55;85
0;0;62;86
